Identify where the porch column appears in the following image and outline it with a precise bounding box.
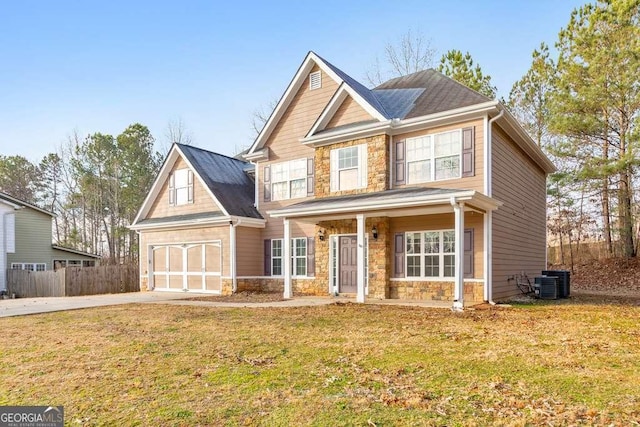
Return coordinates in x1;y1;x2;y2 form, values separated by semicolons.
484;211;492;302
452;200;465;310
283;218;292;298
356;214;366;303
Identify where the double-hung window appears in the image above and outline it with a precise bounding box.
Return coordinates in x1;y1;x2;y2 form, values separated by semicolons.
270;238;307;277
271;159;308;201
169;169;194;205
291;238;307;276
330;144;367;191
271;239;283;276
406;230;455;278
406;130;461;183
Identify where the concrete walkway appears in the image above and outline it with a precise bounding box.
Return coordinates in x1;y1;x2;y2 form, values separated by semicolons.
0;292;452;318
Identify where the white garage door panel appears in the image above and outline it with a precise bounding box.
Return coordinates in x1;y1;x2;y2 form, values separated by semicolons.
151;242;222;293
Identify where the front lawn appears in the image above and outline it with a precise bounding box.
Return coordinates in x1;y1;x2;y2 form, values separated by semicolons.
1;296;638;425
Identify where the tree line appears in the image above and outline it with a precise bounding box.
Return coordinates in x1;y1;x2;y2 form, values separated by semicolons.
0;124;162;265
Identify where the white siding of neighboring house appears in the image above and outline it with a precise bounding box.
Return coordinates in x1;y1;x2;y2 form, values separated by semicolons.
0;204;16;291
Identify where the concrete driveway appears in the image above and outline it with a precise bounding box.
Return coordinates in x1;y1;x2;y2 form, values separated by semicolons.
0;292;344;318
0;292;200;318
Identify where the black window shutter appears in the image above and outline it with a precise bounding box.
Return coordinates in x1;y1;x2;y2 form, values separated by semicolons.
462;127;475;177
307;237;315;276
263;165;271;202
394;233;405;277
394;141;406;185
264;239;271;276
307;158;314;197
464;229;474;278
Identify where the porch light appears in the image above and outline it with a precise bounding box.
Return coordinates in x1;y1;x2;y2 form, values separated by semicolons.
318;228;326;241
372;226;378;240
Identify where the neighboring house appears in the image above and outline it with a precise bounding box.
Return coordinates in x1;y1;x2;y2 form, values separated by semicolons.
0;192;100;291
131;52;554;307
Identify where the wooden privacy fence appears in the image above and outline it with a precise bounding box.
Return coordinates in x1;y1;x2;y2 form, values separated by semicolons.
6;265;139;298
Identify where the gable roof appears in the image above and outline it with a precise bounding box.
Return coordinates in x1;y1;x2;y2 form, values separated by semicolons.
177;144;262;219
0;191;53;216
132;144;262;226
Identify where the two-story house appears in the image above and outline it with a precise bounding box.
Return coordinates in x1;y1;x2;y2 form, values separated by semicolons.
0;191;100;291
131;52;554;307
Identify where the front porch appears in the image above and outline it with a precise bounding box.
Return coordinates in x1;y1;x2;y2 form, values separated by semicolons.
267;187;501;309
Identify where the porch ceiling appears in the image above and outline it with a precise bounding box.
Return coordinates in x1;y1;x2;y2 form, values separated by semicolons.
267;187;501;222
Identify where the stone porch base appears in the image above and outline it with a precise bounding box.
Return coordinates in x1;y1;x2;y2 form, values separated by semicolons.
227;278;485;304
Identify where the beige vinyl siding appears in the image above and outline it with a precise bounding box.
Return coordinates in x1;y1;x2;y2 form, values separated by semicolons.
236;227;263;276
491;127;547;300
262;219;315;242
325;96;375;130
146;157;221;219
393;118;485;193
258;65;339;211
390;212;484;278
139;226;231;278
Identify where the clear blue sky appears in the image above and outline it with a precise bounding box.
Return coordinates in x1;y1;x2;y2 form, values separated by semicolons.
0;0;585;162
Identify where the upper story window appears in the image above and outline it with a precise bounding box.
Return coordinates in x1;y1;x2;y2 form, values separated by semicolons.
169;169;194;206
271;159;307;201
406;130;461;184
330;144;367;192
309;71;321;90
395;127;474;187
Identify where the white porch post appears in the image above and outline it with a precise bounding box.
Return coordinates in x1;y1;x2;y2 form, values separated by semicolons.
356;214;366;303
283;218;293;298
452;200;465;310
483;211;492;302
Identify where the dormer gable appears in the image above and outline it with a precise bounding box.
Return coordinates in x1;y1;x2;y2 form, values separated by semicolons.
245;52;388;160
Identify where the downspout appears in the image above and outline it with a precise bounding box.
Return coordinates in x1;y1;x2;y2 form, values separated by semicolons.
230;218;242;293
252;162;259;210
485;109;504;304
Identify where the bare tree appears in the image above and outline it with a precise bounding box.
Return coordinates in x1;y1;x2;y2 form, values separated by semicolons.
163;118;193;154
251;98;279;138
365;29;437;87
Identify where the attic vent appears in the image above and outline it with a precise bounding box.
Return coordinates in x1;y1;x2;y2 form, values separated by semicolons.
309;71;321;90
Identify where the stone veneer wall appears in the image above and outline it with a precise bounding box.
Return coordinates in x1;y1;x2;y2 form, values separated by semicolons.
232;278;326;296
389;280;485;304
314;134;389;197
315;216;390;299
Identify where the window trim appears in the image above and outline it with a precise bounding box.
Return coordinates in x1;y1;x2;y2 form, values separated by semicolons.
405;230;456;279
406;129;462;184
271;239;283;276
11;263;46;271
291;237;307;277
330;144;367;192
170;168;194;206
270;159;308;201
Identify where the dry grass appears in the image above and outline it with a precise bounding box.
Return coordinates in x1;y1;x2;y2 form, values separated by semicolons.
1;295;639;426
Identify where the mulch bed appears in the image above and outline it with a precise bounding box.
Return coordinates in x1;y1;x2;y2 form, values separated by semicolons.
185;291;286;303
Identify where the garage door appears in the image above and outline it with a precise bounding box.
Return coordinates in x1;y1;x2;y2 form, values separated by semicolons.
151;242;222;292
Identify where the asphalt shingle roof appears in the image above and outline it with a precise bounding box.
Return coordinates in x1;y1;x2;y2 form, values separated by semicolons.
176;144;262;219
373;69;491;119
